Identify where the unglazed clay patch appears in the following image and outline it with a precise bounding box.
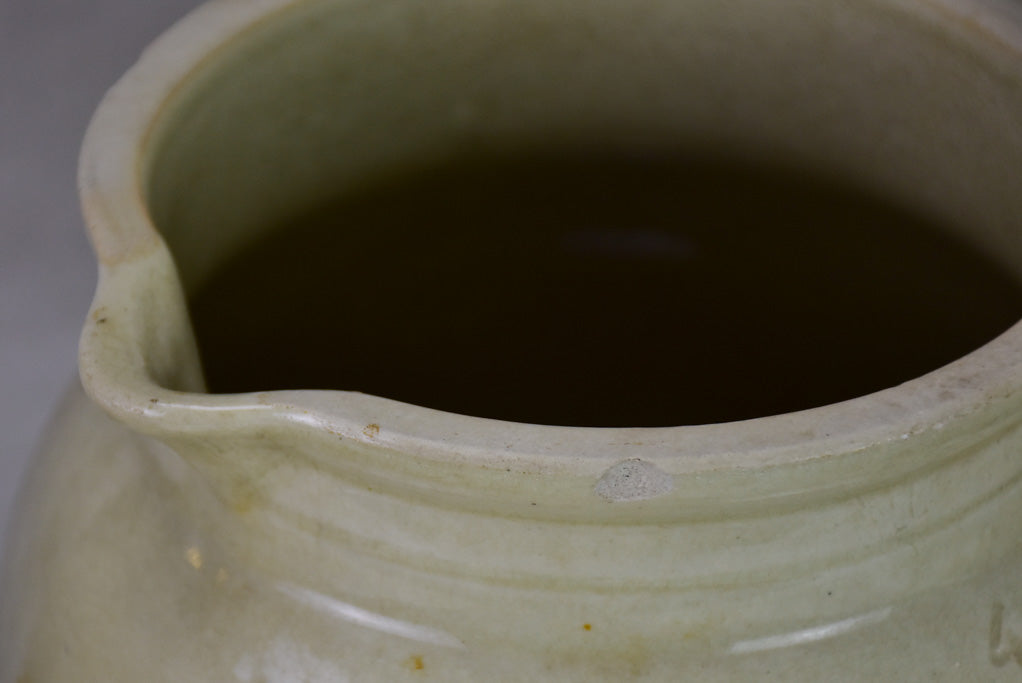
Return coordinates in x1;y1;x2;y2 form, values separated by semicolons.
595;459;674;502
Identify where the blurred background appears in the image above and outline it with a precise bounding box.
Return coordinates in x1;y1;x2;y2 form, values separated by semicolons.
0;0;203;554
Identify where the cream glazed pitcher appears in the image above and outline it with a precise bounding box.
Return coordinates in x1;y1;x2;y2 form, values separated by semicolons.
6;0;1022;679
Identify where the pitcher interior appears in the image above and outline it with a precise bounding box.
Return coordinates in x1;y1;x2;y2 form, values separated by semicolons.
141;0;1022;426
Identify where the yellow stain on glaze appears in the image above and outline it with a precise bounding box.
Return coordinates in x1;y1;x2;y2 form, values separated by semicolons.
185;546;203;570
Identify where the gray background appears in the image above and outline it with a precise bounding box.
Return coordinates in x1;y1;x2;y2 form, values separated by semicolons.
1;0;203;554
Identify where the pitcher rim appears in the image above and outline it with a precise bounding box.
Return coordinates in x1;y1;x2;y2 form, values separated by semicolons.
75;0;1022;478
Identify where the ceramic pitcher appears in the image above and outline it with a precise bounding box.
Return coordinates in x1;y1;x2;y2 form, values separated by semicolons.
5;0;1022;679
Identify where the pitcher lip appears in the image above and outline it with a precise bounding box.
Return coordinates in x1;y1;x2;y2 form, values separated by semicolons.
76;0;1022;479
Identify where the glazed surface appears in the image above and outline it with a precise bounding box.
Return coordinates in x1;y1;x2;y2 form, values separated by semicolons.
4;384;1022;680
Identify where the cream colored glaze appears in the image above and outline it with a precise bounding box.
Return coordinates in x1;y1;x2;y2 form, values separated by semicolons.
4;0;1022;679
